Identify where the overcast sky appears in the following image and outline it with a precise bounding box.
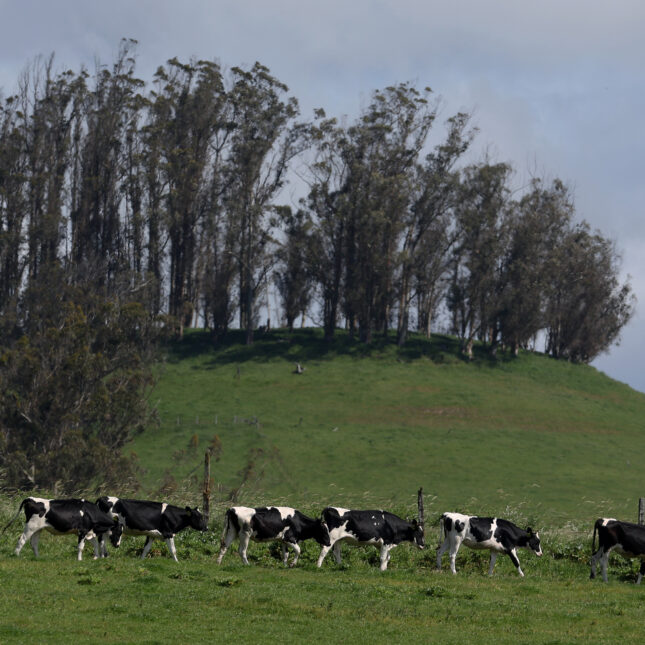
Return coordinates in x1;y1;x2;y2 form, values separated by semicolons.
1;0;644;391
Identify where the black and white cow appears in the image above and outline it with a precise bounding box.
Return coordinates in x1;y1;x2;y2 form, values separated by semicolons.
590;517;645;583
217;506;330;566
3;497;122;561
437;512;542;577
96;496;206;562
316;507;425;571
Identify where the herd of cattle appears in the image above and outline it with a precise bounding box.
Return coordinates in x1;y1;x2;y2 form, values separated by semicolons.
2;496;644;584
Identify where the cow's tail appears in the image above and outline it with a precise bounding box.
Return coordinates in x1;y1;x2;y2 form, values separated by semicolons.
221;508;236;544
437;513;446;549
1;498;27;535
592;518;601;555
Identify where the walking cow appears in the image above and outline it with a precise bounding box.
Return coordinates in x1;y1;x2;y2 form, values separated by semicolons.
316;506;425;571
437;512;542;577
217;506;330;566
96;496;206;561
590;517;645;583
2;497;122;561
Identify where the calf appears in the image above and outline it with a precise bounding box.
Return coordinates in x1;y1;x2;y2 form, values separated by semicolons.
3;497;122;561
217;506;330;566
437;512;542;577
96;496;206;562
316;507;425;571
590;517;645;583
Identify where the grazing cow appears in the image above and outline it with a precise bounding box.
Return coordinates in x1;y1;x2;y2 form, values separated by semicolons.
96;496;206;562
316;507;425;571
2;497;122;561
217;506;331;566
437;512;542;577
590;517;645;583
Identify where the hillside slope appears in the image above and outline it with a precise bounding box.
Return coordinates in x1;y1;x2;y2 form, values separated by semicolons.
130;329;645;526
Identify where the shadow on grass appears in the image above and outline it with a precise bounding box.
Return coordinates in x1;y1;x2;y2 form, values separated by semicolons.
163;327;522;369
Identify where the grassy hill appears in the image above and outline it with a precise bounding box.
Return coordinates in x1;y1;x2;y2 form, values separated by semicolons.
130;328;645;528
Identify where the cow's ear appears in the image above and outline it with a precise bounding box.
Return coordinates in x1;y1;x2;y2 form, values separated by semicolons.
526;527;533;535
412;519;418;527
185;506;192;515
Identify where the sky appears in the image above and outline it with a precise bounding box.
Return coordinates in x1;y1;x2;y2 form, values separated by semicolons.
1;0;644;391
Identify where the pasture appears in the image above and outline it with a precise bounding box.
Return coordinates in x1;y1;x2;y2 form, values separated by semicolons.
2;328;645;643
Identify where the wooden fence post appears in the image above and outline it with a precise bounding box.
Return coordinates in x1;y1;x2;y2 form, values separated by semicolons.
203;450;211;525
639;498;644;525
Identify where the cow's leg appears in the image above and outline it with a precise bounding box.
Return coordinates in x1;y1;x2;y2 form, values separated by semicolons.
90;535;101;559
507;548;524;577
29;531;41;557
281;542;289;565
98;534;109;558
217;527;237;564
448;537;462;574
238;531;251;565
637;560;645;585
141;536;154;559
290;542;301;567
77;532;88;561
600;551;610;583
165;536;178;562
316;542;333;568
379;544;394;571
488;550;498;575
436;537;449;570
15;525;39;556
590;547;603;579
332;541;342;564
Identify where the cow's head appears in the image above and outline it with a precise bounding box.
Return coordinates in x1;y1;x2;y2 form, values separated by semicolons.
186;507;208;532
313;519;331;547
96;496;118;515
109;519;123;548
411;519;425;549
526;527;542;556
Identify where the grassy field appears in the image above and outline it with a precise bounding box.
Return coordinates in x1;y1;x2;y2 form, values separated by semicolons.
2;328;645;644
0;519;644;644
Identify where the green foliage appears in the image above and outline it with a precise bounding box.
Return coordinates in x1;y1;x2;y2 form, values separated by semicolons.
0;271;163;493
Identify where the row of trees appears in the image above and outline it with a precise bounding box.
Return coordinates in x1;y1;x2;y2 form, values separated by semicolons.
0;41;634;491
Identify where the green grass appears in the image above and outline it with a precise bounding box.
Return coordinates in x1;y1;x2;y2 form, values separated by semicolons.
3;327;645;644
1;524;644;644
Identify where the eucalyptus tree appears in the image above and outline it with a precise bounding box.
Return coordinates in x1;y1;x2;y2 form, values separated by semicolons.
70;40;144;294
302;111;350;340
147;57;228;335
498;178;574;355
544;223;634;362
0;93;27;322
397;111;475;345
273;206;313;332
341;84;439;342
224;62;307;344
448;161;512;358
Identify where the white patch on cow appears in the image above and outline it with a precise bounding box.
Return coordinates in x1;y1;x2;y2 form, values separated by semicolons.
161;503;167;515
269;506;296;521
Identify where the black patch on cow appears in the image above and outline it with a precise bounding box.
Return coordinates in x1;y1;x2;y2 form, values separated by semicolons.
443;516;453;532
454;519;464;533
23;498;47;523
251;508;290;541
469;517;493;542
